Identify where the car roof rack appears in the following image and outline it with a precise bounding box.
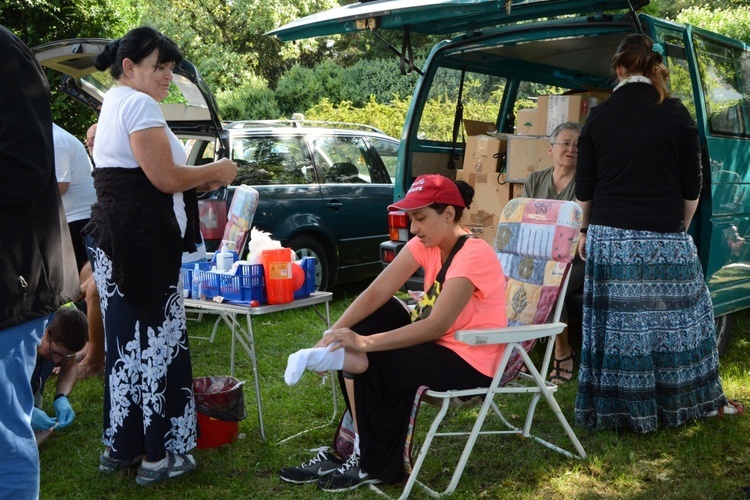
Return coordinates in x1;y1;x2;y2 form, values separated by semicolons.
224;119;386;135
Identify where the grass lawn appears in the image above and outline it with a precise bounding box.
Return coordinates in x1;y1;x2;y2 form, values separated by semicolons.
39;282;750;499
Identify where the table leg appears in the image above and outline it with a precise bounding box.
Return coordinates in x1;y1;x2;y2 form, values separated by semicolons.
244;312;265;440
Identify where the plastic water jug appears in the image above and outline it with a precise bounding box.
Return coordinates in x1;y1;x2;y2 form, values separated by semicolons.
261;248;294;304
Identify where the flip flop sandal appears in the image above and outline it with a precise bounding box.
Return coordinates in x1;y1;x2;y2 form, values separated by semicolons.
718;399;745;418
548;350;576;384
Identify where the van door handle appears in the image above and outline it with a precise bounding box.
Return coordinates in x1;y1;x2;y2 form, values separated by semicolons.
326;200;343;211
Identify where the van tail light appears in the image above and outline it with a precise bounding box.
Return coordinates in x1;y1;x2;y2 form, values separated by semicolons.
198;200;228;240
382;248;397;263
388;211;410;242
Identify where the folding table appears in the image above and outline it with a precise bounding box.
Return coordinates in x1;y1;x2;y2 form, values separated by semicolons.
184;292;336;441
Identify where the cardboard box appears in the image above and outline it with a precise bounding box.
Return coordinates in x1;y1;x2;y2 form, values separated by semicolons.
412;152;458;177
537;92;608;136
462;119;506;173
516;108;545;136
455;171;512;247
504;134;551;182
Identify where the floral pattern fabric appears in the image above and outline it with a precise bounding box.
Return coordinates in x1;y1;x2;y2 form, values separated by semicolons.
88;239;197;461
575;225;727;433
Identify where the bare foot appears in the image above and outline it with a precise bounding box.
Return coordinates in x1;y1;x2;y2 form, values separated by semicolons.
77;358;104;380
548;349;576;384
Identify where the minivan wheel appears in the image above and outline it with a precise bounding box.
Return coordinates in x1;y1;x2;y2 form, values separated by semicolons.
715;313;734;356
287;235;330;291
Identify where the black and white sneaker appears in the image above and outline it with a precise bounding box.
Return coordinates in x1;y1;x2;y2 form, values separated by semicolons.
279;447;343;484
316;453;381;492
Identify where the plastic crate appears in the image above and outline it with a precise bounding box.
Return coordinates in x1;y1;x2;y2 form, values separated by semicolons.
194;269;221;299
181;261;211;298
221;264;266;303
186;257;316;304
293;257;316;300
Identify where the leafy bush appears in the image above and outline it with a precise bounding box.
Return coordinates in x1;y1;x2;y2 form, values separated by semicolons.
338;58;421;107
677;6;750;43
216;75;280;121
304;97;411;139
275;64;323;117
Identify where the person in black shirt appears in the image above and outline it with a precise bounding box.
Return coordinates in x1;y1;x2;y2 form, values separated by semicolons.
574;34;741;433
0;25;80;497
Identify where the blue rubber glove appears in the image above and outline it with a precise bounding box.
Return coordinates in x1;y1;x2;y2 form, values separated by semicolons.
53;396;75;429
31;407;57;431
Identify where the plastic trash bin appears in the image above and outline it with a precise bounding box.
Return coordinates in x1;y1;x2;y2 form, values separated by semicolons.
193;376;247;449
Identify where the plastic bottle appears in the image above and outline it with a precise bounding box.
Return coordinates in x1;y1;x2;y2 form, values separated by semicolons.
191;263;202;300
216;242;233;272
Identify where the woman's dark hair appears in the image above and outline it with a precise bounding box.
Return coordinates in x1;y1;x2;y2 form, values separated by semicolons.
612;34;670;104
95;26;183;80
431;180;474;220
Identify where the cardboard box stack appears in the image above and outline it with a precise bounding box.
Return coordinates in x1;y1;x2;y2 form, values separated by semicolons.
456;168;511;247
509;91;609;182
516;108;544;136
462;120;506;173
504;134;551;182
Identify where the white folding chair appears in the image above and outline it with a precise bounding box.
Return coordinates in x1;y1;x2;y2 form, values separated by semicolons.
372;197;587;499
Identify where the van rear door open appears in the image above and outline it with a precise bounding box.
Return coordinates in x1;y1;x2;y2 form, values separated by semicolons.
268;0;750;354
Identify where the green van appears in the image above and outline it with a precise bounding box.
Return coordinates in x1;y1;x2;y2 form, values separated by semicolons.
269;0;750;354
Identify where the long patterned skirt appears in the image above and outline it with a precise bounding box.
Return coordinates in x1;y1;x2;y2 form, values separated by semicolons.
87;237;197;461
575;225;727;433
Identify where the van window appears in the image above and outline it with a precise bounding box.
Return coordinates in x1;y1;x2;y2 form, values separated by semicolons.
656;32;697;121
231;136;315;185
311;136;387;184
693;34;750;137
416;67;507;142
370;138;399;181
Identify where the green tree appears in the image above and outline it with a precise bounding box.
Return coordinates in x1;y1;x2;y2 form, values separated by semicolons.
644;0;750;20
0;0;140;136
139;0;340;91
676;6;750;43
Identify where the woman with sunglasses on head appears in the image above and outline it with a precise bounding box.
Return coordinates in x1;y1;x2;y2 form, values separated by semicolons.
574;34;742;434
83;26;237;485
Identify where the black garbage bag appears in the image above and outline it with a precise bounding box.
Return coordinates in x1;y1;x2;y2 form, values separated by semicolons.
193;376;247;422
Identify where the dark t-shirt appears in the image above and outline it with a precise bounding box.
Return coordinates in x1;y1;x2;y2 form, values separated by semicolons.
575;82;702;233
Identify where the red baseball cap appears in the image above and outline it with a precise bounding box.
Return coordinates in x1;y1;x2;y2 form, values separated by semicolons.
388;174;465;211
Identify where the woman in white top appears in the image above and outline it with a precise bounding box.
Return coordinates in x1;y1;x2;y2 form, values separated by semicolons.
83;26;236;485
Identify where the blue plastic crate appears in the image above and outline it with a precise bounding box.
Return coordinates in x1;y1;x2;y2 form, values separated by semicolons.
293;257;316;300
221;264;266;303
194;269;221;299
181;261;211;298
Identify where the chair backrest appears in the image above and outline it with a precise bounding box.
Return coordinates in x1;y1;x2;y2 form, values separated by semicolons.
495;197;582;383
496;198;581;325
